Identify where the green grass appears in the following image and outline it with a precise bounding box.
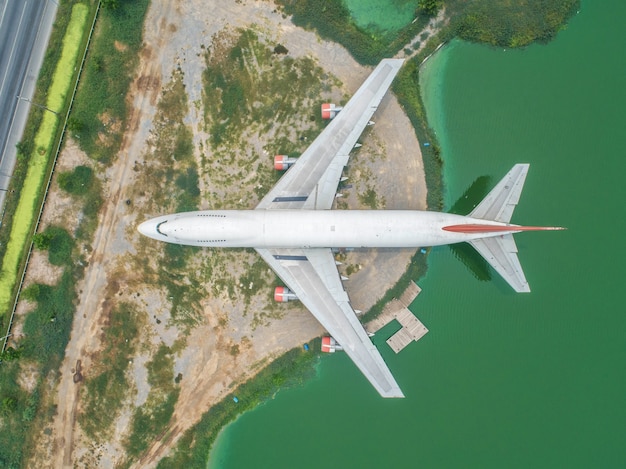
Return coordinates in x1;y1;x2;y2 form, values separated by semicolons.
204;30;329;146
0;1;148;466
0;268;78;466
79;302;141;440
202;29;335;210
125;345;180;462
70;0;151;162
0;4;105;466
20;270;77;370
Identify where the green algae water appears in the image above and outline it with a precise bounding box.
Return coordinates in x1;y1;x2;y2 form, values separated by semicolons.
343;0;418;36
208;2;626;467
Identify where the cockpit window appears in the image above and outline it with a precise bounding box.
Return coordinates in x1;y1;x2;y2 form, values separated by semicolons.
156;221;168;236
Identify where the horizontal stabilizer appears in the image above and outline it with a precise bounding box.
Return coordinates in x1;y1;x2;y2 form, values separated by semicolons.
470;164;529;223
469;235;530;292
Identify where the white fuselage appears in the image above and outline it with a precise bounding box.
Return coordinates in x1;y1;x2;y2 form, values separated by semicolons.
138;210;520;248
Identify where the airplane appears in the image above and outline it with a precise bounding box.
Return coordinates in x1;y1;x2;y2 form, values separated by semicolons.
138;59;564;398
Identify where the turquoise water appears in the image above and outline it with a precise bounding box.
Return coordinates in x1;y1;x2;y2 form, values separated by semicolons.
209;2;626;467
344;0;418;35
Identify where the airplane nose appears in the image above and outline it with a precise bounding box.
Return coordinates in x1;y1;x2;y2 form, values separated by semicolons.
137;218;158;237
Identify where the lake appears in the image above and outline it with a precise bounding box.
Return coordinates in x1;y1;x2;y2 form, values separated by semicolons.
208;2;626;467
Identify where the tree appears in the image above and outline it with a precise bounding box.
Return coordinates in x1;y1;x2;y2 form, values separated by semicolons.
33;232;53;250
274;44;289;55
32;227;75;266
57;165;93;195
67;117;85;134
0;346;21;361
102;0;120;10
1;396;17;415
418;0;442;16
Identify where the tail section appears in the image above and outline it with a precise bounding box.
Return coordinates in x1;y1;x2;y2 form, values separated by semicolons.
466;164;563;293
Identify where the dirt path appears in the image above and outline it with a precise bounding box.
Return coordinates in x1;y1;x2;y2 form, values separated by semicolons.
29;1;431;467
43;1;179;467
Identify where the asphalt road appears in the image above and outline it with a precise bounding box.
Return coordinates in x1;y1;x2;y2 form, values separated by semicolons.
0;0;58;220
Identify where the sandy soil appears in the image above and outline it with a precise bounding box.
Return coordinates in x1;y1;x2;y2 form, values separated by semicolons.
21;1;431;467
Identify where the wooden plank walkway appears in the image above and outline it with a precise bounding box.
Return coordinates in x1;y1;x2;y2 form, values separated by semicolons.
386;308;428;353
364;281;428;354
366;281;422;334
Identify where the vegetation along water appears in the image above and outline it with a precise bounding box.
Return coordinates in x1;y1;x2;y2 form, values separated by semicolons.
208;1;626;467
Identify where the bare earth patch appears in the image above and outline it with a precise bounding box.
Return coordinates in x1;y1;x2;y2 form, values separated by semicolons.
23;1;428;468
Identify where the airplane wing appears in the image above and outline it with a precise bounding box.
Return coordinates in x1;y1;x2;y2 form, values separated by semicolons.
255;59;404;211
468;235;530;292
256;247;404;397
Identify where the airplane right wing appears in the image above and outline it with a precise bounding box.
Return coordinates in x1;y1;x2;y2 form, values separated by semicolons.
256;247;404;398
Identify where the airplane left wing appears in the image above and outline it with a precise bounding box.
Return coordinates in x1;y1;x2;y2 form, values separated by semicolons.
256;247;404;398
256;59;404;211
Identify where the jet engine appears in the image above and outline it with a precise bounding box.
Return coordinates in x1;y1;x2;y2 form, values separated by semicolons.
274;155;297;171
321;103;343;120
274;286;298;302
321;336;343;353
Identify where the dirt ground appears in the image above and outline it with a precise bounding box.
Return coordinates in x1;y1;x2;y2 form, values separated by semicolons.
21;1;434;467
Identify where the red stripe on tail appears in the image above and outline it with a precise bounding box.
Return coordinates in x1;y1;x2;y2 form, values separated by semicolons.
442;224;565;233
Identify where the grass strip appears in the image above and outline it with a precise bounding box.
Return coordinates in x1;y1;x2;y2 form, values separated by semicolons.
0;3;89;314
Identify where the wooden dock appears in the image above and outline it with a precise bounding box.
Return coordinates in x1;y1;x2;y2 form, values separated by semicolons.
365;281;428;354
386;308;428;353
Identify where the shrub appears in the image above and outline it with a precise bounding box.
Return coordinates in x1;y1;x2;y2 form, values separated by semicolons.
35;226;74;266
57;165;93;195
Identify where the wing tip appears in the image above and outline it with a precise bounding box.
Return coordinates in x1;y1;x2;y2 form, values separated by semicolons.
381;388;405;398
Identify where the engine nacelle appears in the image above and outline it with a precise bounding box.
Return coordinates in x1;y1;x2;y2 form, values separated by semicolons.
321;103;343;120
321;336;343;353
274;155;297;171
274;286;298;302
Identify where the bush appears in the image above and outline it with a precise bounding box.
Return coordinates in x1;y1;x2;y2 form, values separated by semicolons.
447;0;580;47
34;226;74;266
57;165;93;195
